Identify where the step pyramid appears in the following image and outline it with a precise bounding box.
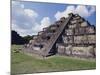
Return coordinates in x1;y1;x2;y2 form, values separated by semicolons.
23;13;96;57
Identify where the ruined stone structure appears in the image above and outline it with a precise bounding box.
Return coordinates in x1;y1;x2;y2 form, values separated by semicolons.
23;13;96;58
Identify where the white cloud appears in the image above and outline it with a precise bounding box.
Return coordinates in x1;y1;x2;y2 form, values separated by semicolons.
24;9;38;18
55;6;75;20
55;5;95;20
12;1;95;36
31;17;51;34
12;1;39;29
40;17;51;30
75;5;89;17
12;1;39;36
12;17;51;36
12;1;51;36
89;6;95;15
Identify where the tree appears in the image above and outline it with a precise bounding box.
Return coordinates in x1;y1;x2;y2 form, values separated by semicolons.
11;30;28;45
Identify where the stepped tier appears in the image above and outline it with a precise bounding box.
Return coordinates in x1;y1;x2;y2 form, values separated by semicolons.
22;13;96;58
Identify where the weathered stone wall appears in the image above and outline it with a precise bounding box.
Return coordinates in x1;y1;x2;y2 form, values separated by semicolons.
68;24;76;28
74;35;88;44
72;16;81;20
63;35;95;45
57;44;95;58
58;14;96;58
86;26;95;34
70;20;77;24
24;13;96;57
87;35;96;44
81;21;88;27
62;36;73;44
57;45;65;54
65;29;73;35
72;46;95;57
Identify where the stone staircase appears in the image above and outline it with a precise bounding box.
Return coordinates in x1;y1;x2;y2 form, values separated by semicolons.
23;13;73;57
42;14;73;56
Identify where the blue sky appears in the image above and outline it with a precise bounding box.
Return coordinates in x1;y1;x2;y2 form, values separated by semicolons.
12;1;96;36
21;2;68;23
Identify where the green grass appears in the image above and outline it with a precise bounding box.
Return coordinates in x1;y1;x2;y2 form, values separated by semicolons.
11;45;96;75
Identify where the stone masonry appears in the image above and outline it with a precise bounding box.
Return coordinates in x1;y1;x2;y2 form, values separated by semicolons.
23;13;96;58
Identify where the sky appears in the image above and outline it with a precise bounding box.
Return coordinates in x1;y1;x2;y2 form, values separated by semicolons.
11;1;96;36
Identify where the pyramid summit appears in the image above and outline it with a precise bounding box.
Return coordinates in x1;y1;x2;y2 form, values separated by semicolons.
22;13;96;58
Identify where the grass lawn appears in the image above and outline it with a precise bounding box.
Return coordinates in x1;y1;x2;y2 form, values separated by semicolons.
11;45;96;75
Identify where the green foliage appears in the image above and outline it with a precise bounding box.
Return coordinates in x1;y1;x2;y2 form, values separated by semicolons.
23;35;33;42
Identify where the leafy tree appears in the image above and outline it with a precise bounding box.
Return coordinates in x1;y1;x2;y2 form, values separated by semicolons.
11;30;28;44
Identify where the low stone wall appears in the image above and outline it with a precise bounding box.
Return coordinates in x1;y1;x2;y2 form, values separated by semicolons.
72;46;95;57
57;45;72;55
57;44;95;58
